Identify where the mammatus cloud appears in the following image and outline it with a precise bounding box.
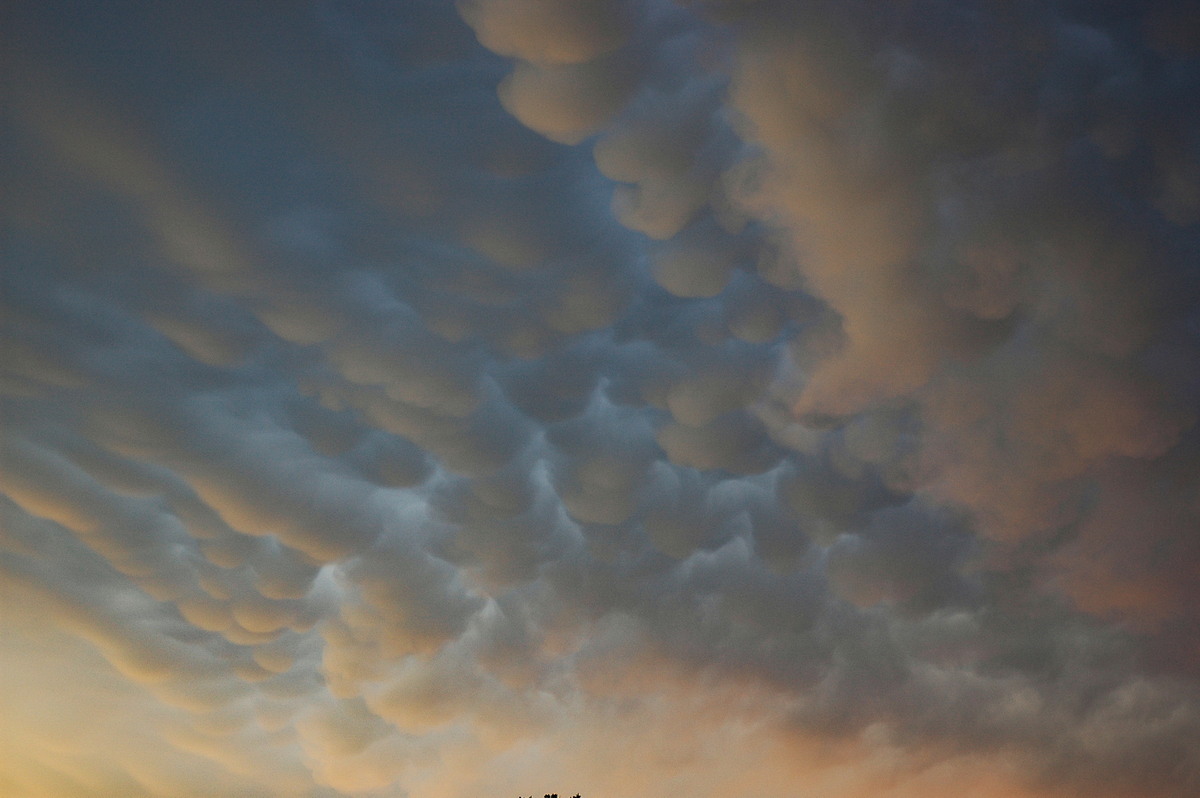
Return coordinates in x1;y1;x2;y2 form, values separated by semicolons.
1;1;1198;796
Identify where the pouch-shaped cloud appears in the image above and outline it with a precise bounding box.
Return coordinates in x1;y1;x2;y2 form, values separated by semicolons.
3;0;1200;796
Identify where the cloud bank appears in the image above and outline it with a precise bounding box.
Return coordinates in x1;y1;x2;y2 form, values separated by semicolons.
2;1;1199;796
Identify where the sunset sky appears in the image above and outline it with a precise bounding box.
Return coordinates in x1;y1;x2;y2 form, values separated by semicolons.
3;1;1200;796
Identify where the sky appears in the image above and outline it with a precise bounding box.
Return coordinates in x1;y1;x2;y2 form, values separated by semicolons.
2;1;1200;796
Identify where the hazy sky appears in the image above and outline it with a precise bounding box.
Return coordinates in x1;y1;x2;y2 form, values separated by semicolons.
3;1;1200;796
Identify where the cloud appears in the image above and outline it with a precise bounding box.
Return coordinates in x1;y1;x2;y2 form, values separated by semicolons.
458;0;641;66
3;0;1200;796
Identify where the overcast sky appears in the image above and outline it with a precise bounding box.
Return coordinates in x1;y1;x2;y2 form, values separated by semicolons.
3;1;1200;796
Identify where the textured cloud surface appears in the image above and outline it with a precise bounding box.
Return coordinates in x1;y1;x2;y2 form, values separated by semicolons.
2;1;1199;796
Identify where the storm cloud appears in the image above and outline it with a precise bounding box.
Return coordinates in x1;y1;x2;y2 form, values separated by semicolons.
2;1;1199;796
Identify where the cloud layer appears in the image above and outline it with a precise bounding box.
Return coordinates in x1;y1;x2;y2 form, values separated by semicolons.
2;1;1199;796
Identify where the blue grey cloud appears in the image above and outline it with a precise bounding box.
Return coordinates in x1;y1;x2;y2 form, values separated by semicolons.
2;1;1199;796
